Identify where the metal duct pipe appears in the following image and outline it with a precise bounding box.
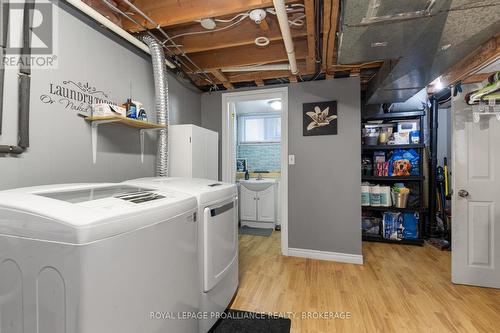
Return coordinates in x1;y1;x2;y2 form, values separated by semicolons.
140;35;169;177
272;0;299;75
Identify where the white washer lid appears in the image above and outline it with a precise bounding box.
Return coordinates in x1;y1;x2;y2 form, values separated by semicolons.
0;183;197;244
124;177;237;205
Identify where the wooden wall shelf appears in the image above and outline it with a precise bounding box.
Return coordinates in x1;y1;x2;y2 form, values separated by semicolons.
85;115;166;129
85;115;165;163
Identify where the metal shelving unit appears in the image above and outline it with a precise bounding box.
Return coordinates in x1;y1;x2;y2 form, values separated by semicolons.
362;235;425;246
362;143;425;150
362;175;423;181
362;110;426;246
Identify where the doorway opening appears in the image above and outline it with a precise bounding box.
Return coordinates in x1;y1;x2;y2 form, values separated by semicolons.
221;87;289;255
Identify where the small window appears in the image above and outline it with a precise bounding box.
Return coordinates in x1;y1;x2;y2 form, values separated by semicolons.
239;114;281;143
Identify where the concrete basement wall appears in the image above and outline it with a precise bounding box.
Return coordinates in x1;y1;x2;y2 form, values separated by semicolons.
0;2;201;190
201;78;362;256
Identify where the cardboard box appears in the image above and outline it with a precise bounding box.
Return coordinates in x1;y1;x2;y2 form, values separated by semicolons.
92;103;126;117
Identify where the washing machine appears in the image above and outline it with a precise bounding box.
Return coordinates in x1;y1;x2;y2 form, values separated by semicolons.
0;183;200;333
124;177;238;333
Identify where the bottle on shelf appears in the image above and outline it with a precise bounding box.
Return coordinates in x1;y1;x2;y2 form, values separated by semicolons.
125;98;137;119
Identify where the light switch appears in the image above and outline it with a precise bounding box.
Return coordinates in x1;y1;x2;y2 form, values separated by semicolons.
288;154;295;165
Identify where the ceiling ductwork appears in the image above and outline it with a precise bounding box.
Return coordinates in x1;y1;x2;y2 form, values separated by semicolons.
338;0;500;104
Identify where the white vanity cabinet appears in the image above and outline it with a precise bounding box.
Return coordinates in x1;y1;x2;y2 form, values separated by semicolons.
256;186;275;222
239;184;276;223
240;186;258;221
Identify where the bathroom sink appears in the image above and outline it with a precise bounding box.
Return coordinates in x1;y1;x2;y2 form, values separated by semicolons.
239;178;277;191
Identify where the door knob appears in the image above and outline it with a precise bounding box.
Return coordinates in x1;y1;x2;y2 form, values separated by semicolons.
458;189;469;198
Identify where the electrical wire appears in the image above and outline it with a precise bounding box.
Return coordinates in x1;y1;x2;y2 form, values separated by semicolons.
289;14;306;27
213;13;250;23
119;0;218;89
265;6;306;27
171;14;248;39
100;0;193;70
101;0;216;88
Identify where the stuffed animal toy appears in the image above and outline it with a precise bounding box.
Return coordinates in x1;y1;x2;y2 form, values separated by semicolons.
393;159;411;176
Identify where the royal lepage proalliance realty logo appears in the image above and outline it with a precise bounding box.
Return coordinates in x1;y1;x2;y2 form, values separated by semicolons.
1;0;58;69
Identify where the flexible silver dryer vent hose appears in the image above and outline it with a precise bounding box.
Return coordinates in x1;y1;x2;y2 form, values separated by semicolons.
139;35;169;177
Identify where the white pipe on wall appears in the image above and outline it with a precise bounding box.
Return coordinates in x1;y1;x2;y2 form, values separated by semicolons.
272;0;299;75
65;0;176;69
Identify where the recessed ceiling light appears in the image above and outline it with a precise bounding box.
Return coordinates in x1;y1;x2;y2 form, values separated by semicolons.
441;44;452;51
371;41;388;47
200;18;216;30
431;76;444;90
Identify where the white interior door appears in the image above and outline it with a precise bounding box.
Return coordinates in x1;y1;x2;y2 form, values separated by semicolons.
452;85;500;289
257;186;276;222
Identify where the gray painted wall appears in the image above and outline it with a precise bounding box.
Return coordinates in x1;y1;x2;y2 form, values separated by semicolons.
201;78;362;256
0;2;201;190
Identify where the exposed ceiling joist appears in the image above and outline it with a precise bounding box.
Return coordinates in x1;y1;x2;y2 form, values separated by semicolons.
169;19;307;54
462;72;496;84
193;61;378;86
255;78;265;86
259;19;271;31
209;69;234;89
192;62;308;86
321;0;340;72
442;34;500;86
188;38;308;70
123;0;297;31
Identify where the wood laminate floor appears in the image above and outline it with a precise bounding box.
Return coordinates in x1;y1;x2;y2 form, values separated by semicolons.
231;231;500;333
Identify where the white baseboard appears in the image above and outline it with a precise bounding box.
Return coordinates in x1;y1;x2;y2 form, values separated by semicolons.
287;247;364;265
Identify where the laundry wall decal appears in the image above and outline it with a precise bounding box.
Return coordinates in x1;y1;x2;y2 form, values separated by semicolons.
39;79;116;114
303;101;338;136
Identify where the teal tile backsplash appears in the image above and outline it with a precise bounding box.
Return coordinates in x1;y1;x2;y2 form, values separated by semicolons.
237;143;281;172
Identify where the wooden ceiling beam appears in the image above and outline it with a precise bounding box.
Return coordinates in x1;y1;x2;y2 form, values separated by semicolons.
255;78;265;86
322;0;340;72
168;19;306;54
123;0;298;31
304;0;316;72
192;61;381;86
188;38;308;70
208;69;234;89
193;62;311;85
462;72;496;84
441;34;499;86
259;18;270;31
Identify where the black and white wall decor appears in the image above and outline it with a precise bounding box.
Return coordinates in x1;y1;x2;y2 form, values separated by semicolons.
303;101;338;136
236;158;247;172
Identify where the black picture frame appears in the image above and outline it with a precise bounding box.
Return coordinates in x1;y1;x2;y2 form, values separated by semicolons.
236;158;247;172
303;101;338;136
